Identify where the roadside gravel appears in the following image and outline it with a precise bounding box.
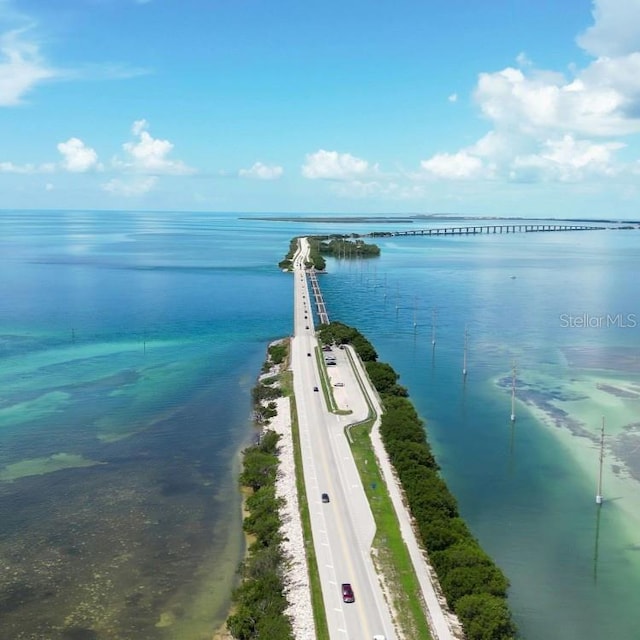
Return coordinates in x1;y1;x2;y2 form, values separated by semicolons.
267;392;317;640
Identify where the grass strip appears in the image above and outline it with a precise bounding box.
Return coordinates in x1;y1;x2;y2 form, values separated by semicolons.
342;347;432;639
349;422;433;640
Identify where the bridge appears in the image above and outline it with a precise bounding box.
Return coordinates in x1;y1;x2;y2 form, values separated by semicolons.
307;268;330;324
368;223;605;237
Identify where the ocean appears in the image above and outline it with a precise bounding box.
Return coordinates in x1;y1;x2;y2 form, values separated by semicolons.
0;210;638;639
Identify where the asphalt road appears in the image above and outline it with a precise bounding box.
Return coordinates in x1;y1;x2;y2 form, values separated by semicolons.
291;240;396;640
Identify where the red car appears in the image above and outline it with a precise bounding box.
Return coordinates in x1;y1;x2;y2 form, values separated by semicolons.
341;583;355;603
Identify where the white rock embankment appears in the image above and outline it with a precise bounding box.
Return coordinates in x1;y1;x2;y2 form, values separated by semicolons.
261;385;316;640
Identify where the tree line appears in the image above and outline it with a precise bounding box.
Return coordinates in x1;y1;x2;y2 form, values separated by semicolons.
278;235;380;272
318;321;517;640
226;346;294;640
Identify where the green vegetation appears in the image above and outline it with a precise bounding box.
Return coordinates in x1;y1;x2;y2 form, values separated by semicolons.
278;238;298;271
227;347;295;640
317;235;380;258
317;321;378;361
320;321;517;640
365;361;408;397
278;235;380;272
254;351;285;423
227;430;294;640
304;237;327;271
348;417;433;639
267;342;287;365
276;235;326;271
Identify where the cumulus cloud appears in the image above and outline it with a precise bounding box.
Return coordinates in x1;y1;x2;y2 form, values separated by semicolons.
577;0;640;57
475;61;640;138
421;151;485;180
239;161;283;180
448;93;458;103
418;0;640;184
57;137;100;172
510;135;624;182
302;149;374;180
117;119;194;175
0;25;57;106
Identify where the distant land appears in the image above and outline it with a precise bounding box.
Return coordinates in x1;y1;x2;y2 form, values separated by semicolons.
241;214;640;225
240;215;418;223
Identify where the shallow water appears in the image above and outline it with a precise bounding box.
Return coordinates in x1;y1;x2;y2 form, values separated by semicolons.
0;211;295;639
1;211;638;639
320;227;640;640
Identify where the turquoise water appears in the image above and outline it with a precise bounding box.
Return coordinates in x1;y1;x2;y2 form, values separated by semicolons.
0;211;298;639
0;210;638;639
320;228;640;640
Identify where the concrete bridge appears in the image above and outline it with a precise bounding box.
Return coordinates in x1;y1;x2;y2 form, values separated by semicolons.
307;268;330;324
368;223;605;237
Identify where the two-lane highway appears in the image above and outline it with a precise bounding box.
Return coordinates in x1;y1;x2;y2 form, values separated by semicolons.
291;239;396;640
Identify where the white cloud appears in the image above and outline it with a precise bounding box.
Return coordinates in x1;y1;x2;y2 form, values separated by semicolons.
577;0;640;57
475;60;640;137
511;135;624;182
516;52;532;68
302;149;374;180
57;137;100;172
0;25;57;106
418;0;640;184
118;119;194;175
0;160;54;173
420;151;485;180
101;176;158;196
448;93;458;103
131;118;148;136
239;161;283;180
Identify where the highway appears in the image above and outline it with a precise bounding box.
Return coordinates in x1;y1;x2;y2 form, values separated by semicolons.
290;239;397;640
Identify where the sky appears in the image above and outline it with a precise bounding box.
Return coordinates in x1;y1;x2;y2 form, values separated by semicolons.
2;0;640;218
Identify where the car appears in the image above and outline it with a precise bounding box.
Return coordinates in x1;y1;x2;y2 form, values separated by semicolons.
341;583;355;603
321;493;330;503
373;636;386;640
307;352;311;357
313;386;319;392
334;382;344;387
305;325;309;329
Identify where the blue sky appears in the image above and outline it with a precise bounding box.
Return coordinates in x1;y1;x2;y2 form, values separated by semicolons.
2;0;640;218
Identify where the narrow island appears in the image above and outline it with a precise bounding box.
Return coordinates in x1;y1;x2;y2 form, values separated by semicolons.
225;237;516;640
279;235;380;271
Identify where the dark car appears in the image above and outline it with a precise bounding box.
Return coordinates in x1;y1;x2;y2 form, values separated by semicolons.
321;493;330;503
313;386;319;392
341;583;355;603
307;352;311;357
